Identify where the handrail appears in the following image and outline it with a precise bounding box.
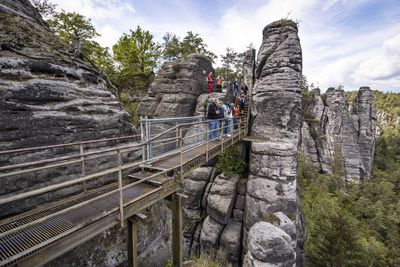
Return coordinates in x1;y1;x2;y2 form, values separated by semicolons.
0;102;250;239
0;133;142;156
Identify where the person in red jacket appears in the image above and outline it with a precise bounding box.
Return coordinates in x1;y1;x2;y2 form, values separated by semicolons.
207;72;213;95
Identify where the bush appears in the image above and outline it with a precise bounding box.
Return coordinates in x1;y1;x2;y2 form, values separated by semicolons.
215;146;246;176
119;92;139;126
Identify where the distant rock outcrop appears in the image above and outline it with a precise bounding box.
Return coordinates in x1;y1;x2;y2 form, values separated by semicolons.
245;19;302;262
301;86;376;181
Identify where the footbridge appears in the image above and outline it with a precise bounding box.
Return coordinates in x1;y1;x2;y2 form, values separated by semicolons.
0;105;250;266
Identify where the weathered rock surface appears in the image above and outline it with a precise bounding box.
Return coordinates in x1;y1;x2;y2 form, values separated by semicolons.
245;20;302;262
0;0;134;216
243;48;256;92
207;173;240;224
0;2;173;267
218;220;242;263
301;86;377;180
199;215;224;253
137;54;214;118
245;222;294;266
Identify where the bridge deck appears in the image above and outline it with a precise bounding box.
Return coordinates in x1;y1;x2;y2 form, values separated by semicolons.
0;112;247;267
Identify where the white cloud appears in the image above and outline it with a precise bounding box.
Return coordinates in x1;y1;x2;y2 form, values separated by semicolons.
46;0;400;92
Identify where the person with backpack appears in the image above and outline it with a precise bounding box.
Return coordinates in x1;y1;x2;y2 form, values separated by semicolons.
207;98;220;141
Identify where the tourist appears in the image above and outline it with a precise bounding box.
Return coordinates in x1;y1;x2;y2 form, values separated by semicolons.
233;80;239;97
207;72;213;95
240;94;246;112
222;102;232;137
216;75;223;90
230;103;235;132
207;98;220;141
233;104;240;129
243;84;249;96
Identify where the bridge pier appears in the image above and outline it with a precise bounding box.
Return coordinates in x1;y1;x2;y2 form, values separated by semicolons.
127;213;147;267
172;193;183;267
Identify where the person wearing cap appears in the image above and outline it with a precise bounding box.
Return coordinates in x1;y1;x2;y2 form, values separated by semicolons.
207;98;220;141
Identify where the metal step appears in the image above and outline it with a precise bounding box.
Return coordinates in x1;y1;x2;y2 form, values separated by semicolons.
128;171;172;186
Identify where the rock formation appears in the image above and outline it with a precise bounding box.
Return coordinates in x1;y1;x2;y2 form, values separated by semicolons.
0;1;170;266
301;86;376;181
0;0;134;216
137;54;214;118
245;19;302;262
243;222;295;267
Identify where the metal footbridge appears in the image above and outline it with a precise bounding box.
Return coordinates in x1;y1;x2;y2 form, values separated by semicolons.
0;105;250;267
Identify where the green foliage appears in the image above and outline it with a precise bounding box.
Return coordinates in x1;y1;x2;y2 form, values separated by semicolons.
161;31;217;63
187;253;228;267
216;146;246;176
113;26;161;74
47;11;116;79
48;11;99;44
300;123;400;266
30;0;56;16
219;47;243;81
164;259;173;267
119;93;139;126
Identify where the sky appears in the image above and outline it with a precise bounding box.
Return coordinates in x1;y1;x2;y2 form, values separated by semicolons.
48;0;400;92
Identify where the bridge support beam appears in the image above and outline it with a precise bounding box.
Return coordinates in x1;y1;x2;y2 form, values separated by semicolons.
172;193;183;267
127;218;138;267
127;213;146;267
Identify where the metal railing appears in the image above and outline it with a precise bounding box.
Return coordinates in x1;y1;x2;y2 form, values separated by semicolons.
0;112;248;249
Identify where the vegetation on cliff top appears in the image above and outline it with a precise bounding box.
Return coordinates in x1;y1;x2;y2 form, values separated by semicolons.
300;89;400;266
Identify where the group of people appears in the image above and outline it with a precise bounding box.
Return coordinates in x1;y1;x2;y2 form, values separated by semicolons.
206;97;243;141
207;72;249;99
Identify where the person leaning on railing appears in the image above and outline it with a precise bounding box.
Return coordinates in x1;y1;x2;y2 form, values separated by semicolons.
207;98;221;141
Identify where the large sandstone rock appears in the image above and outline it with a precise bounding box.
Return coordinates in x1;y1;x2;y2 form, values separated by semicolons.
218;220;242;263
137;54;214;118
207;173;240;224
353;87;376;178
246;222;294;265
301;86;377;181
0;0;134;216
199;216;224;253
245;19;302;264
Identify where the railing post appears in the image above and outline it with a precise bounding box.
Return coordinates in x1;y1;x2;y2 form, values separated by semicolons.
220;119;223;152
205;120;209;162
79;144;86;192
117;149;124;227
239;117;241;139
176;127;179;149
179;126;183;181
127;218;138;267
140;116;146;169
172;193;183;267
231;117;234;146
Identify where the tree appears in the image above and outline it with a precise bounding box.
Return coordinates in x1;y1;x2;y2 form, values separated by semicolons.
220;47;239;80
30;0;56;16
162;32;181;62
48;11;99;44
113;26;161;74
180;31;216;62
160;31;217;63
